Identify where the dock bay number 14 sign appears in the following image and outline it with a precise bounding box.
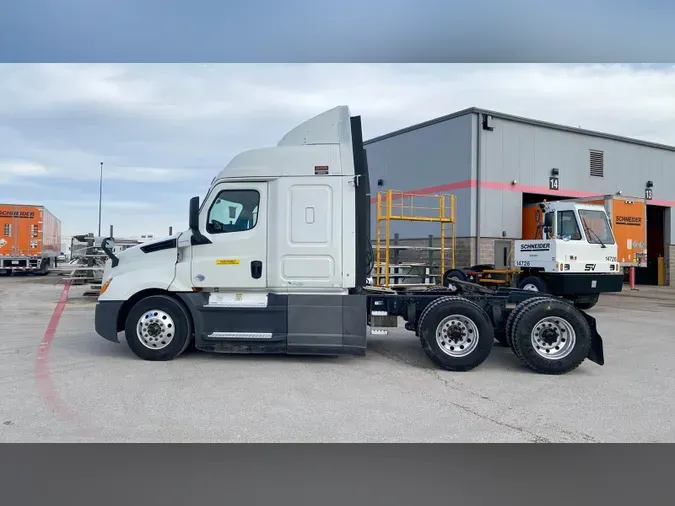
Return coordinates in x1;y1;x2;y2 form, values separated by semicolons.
548;176;559;191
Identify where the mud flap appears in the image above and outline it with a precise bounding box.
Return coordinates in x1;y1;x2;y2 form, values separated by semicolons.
580;310;604;365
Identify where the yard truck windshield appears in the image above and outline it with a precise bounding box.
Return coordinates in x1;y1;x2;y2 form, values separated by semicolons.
579;209;615;245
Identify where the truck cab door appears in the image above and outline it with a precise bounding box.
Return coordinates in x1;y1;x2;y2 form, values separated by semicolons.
191;181;268;290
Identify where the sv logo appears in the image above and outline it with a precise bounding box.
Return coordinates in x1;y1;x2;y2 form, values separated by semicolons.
584;264;596;271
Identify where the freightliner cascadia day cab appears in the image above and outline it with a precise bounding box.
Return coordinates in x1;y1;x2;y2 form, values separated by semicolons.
94;106;608;375
0;204;61;275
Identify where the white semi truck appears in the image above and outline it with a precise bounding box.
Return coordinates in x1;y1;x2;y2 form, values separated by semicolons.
94;106;608;375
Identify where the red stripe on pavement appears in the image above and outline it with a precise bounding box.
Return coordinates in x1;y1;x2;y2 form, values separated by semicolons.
34;280;78;420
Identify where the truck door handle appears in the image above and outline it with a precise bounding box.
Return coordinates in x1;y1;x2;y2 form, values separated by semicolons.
251;261;262;279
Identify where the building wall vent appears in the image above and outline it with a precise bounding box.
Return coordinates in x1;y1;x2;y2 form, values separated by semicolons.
590;149;604;177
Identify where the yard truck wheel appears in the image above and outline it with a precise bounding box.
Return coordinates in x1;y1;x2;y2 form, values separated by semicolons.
510;298;591;375
573;294;599;310
518;275;548;293
417;296;494;372
124;295;193;361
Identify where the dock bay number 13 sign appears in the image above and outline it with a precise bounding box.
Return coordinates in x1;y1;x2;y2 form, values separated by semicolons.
548;176;560;191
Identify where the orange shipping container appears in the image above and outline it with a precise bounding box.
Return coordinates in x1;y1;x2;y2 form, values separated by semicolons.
0;204;62;273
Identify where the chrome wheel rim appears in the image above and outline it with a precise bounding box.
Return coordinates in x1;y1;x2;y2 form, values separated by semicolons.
522;283;539;291
530;316;576;360
435;314;479;357
136;310;175;350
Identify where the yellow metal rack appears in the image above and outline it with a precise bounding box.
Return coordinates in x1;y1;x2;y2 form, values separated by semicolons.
374;189;456;287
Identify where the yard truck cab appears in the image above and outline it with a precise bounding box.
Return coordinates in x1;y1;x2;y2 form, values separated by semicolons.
514;199;624;308
94;106;607;375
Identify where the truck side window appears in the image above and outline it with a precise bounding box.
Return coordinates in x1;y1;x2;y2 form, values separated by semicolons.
557;211;582;240
206;189;260;234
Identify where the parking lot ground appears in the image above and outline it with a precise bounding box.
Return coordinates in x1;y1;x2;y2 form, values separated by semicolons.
1;274;675;443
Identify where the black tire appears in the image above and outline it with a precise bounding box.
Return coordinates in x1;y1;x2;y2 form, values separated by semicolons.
124;295;193;361
443;269;468;287
504;296;552;356
518;275;548;293
417;296;494;372
510;298;591;375
573;294;599;310
34;258;50;276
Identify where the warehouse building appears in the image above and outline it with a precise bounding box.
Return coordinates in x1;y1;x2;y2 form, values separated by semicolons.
364;107;675;286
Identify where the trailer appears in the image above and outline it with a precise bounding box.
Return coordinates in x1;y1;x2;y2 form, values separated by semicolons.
0;204;61;275
93;106;605;375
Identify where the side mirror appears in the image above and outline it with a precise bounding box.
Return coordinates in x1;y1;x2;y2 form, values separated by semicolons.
189;196;200;232
101;237;115;251
189;196;211;245
100;237;119;268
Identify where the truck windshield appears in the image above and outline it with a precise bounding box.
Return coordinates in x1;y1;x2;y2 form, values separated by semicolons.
579;209;615;245
557;211;582;240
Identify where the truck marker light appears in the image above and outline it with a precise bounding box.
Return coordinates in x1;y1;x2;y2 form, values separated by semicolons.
98;279;112;296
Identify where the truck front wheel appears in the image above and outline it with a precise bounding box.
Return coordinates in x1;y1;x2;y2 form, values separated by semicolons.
124;295;193;361
517;275;548;293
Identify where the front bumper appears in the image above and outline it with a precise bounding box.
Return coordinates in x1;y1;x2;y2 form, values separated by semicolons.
94;300;124;343
545;272;624;295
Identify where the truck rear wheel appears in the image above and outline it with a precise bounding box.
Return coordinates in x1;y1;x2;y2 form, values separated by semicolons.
124;295;193;361
34;258;50;276
510;298;591;374
504;296;551;355
417;296;494;372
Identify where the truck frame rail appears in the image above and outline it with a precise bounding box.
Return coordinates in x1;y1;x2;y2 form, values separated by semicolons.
365;282;604;375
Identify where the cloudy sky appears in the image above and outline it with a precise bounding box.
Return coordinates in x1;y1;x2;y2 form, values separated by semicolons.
2;63;675;242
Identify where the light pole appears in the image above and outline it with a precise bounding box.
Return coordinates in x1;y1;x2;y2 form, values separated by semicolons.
97;161;103;237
